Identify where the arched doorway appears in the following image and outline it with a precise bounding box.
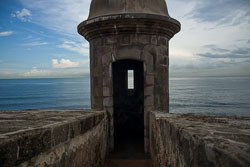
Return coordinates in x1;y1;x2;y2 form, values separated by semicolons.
112;60;144;153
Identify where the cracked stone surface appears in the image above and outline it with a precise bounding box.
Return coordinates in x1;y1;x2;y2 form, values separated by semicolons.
0;110;108;167
150;111;250;167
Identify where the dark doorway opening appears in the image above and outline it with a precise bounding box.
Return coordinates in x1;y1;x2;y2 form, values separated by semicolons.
113;60;144;154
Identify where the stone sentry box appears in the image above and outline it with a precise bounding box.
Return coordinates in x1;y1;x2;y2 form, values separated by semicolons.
78;0;180;153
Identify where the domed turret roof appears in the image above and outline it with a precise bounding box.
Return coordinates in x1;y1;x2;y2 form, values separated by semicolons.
88;0;170;19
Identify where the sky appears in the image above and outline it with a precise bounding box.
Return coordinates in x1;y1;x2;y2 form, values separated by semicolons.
0;0;249;79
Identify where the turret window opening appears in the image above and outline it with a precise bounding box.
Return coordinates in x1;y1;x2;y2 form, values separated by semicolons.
128;70;134;89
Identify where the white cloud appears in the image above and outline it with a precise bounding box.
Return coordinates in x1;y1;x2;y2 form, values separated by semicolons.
170;48;195;59
57;41;89;56
0;70;17;79
0;31;14;37
11;8;32;22
0;71;14;75
22;42;48;46
166;0;250;77
16;0;250;77
52;53;73;58
19;0;90;36
23;67;51;77
12;67;89;78
52;58;79;68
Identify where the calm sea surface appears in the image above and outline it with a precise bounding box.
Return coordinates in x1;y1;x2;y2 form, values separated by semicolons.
0;77;249;115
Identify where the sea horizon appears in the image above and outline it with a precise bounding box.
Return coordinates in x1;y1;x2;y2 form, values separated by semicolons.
0;76;250;116
1;75;250;80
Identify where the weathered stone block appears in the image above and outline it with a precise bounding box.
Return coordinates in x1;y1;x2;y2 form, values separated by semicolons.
144;105;154;112
52;124;69;146
102;66;111;78
156;64;168;74
94;113;105;126
0;141;18;166
115;47;141;60
130;35;138;45
119;35;130;45
141;49;154;73
154;95;160;107
93;38;104;46
144;86;153;96
103;77;111;87
144;95;154;106
145;75;154;86
151;35;158;45
15;129;51;165
80;116;94;134
92;97;103;109
103;97;113;107
158;36;168;46
162;56;169;65
105;36;116;45
138;35;150;44
154;86;164;95
69;120;81;139
92;66;103;77
154;74;168;86
106;107;114;117
102;55;111;66
93;52;102;66
93;77;103;95
103;86;112;97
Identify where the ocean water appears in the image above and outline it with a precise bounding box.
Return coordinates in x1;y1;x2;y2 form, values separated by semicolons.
0;77;249;115
0;78;91;110
170;77;250;115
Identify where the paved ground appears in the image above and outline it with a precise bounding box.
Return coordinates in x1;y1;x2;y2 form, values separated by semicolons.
105;159;152;167
105;153;152;167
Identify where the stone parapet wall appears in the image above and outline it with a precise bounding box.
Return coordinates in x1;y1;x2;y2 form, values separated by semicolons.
149;111;250;167
0;110;108;167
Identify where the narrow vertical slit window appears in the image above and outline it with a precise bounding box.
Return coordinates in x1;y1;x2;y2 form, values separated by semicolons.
128;70;134;89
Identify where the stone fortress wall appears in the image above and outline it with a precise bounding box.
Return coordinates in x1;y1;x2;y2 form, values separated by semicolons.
1;1;249;166
0;110;108;167
0;110;249;167
149;111;250;167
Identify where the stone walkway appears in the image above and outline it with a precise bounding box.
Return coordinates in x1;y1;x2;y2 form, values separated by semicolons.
105;153;152;167
105;159;152;167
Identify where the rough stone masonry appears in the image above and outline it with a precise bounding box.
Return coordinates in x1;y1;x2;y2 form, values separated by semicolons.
0;110;108;167
149;111;250;167
0;110;249;167
1;1;249;167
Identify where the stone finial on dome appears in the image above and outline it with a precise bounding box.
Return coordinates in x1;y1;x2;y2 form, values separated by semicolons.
88;0;170;19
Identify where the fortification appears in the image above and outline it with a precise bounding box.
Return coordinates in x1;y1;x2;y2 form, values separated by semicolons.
1;2;249;167
78;0;181;152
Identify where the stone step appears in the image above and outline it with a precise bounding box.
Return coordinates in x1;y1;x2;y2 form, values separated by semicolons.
104;159;152;167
